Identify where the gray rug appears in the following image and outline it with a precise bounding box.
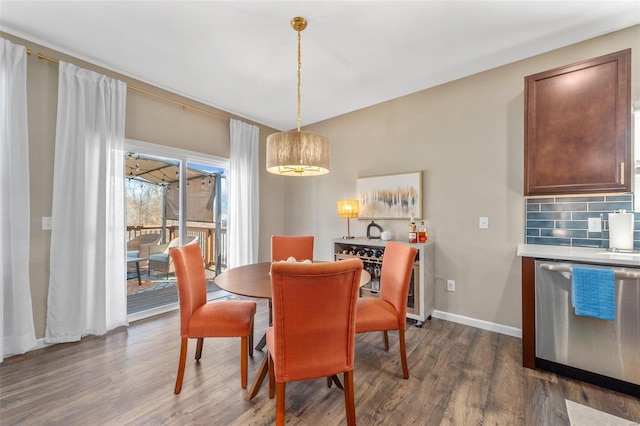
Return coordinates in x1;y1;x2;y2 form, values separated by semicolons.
128;279;177;295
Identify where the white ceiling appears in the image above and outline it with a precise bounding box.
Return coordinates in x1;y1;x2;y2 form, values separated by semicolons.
1;1;639;131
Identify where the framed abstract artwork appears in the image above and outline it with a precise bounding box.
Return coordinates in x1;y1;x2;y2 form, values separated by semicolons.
356;171;423;219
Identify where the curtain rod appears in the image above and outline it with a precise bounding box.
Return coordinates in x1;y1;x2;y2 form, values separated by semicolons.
35;52;229;122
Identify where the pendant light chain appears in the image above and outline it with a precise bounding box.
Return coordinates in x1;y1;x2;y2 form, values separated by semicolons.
265;16;330;176
296;28;302;132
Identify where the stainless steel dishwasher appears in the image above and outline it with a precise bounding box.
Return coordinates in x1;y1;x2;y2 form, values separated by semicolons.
535;260;640;396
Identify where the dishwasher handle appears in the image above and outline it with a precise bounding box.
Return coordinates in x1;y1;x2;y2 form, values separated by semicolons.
539;262;640;280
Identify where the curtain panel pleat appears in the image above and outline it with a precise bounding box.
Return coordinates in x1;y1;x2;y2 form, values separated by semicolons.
0;38;37;361
45;62;127;343
228;119;259;267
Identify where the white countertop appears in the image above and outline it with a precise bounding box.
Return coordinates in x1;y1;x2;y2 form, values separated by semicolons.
517;243;640;266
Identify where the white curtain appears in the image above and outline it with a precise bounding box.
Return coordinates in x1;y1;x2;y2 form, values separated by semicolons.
0;38;37;361
228;119;259;267
45;62;127;343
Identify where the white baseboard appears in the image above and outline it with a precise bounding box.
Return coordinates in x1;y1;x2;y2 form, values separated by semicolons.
33;338;51;351
431;310;522;338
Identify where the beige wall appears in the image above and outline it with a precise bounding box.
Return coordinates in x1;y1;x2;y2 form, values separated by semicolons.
2;24;638;340
1;32;284;338
284;25;640;329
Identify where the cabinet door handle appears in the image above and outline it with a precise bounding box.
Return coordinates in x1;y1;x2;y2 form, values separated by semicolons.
621;162;624;185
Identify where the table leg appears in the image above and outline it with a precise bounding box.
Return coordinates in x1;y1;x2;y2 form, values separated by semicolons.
135;261;142;285
255;300;272;351
327;374;344;389
245;352;269;401
256;333;266;351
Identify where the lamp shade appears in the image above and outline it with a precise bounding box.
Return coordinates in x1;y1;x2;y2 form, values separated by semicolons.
266;130;330;176
337;200;359;218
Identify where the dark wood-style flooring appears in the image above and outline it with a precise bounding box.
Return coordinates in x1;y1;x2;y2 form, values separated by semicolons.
2;301;639;425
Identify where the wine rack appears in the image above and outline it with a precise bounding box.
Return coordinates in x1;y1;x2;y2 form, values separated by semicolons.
333;238;434;325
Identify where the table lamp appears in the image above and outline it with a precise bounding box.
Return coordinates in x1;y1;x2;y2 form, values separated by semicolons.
337;200;359;239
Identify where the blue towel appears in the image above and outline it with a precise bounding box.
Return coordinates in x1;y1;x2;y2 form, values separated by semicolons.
571;267;615;321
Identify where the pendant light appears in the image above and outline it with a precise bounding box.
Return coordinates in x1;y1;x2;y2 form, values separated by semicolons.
266;17;330;176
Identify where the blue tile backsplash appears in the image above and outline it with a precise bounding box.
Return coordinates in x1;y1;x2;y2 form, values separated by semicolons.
525;194;638;249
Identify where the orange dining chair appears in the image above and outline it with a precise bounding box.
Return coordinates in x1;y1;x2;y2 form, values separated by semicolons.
266;258;363;426
255;235;315;351
170;243;257;394
271;235;314;262
355;241;418;379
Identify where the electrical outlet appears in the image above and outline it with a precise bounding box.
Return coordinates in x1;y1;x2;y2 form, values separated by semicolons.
588;217;602;232
447;279;455;292
479;217;489;229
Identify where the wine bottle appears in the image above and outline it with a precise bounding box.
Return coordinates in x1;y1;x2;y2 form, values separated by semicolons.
409;214;417;243
418;221;427;243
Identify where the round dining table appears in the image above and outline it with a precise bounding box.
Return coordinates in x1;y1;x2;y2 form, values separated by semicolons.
214;261;371;299
214;261;370;400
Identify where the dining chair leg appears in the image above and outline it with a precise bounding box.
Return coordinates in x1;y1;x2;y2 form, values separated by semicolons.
343;370;356;426
382;330;389;350
248;321;254;358
268;352;275;399
195;337;204;360
174;338;188;394
275;382;286;426
327;376;332;388
398;328;409;379
240;336;248;388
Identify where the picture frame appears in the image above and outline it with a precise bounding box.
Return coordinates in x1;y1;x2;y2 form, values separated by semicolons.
356;171;423;219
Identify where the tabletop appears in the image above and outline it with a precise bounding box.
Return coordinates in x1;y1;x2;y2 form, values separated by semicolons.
214;261;371;299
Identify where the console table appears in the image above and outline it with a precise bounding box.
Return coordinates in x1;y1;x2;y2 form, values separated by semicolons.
333;238;435;326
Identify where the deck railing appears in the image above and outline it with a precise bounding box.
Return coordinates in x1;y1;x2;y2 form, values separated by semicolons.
127;225;227;271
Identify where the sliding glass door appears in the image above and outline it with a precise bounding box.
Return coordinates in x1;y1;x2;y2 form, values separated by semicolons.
124;139;229;317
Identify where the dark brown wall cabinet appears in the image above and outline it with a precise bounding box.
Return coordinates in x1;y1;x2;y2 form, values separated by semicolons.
524;49;631;195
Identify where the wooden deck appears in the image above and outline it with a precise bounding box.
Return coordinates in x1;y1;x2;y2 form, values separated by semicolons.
126;267;222;314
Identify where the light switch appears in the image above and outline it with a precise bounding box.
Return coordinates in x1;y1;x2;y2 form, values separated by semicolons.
479;217;489;229
42;216;52;230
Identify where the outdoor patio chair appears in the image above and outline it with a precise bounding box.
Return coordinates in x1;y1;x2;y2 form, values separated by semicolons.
148;235;198;278
126;233;161;259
